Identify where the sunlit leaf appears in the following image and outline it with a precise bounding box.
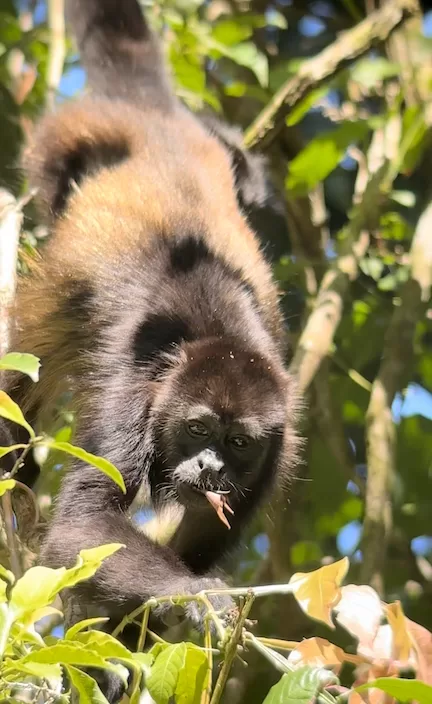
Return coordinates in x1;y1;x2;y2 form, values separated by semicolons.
390;190;415;207
24;606;62;626
262;665;338;704
355;677;432;704
133;651;154;676
400;106;427;174
10;565;69;618
286;122;369;195
44;440;126;493
0;353;40;381
147;642;187;704
406;617;432;685
0;478;16;496
0;564;14;586
0;602;13;657
334;585;382;658
10;544;123;619
385;601;412;662
74;630;133;662
0;391;34;438
287;637;347;672
10;658;62;680
65;617;109;640
0;444;26;459
17;642;126;678
66;665;110;704
212;20;252;46
286;86;328;126
289;557;349;627
176;643;208;704
350;57;398;90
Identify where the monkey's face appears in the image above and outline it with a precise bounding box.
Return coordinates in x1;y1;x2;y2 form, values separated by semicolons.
150;340;292;513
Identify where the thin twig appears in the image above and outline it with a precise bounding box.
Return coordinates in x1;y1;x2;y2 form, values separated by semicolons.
201;617;213;704
136;604;150;653
46;0;66;110
360;199;432;590
244;0;418;150
209;594;255;704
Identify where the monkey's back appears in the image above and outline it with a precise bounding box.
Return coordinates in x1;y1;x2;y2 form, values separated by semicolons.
12;97;285;415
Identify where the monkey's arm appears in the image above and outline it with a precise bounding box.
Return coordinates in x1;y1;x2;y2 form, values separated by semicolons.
41;463;232;623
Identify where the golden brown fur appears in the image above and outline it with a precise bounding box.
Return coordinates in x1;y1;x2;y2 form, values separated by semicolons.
1;2;301;700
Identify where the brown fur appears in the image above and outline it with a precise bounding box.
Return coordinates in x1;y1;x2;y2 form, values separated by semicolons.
13;97;285;417
1;3;301;700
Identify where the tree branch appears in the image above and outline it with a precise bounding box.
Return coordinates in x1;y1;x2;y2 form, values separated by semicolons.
46;0;65;110
0;190;22;360
360;199;432;591
244;0;418;150
0;189;24;578
288;112;402;393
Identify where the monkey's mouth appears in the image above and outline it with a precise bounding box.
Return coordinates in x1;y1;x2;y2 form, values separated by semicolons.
176;482;234;529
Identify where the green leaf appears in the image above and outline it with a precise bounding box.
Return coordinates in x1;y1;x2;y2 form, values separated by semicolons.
212;20;252;46
224;42;268;87
66;617;109;640
176;644;208;704
17;642;126;678
0;391;34;438
0;353;40;381
263;666;338;704
0;445;26;459
355;678;432;704
133;651;154;676
390;190;415;207
74;630;133;662
44;440;126;493
171;48;205;95
0;603;14;657
401;106;427;174
147;642;187;704
206;36;268;86
286;122;369;196
66;665;110;704
0;479;15;496
10;544;124;619
350;57;398;90
0;564;14;586
286;86;328;126
359;256;384;281
57;544;125;592
9;565;68;619
10;659;62;680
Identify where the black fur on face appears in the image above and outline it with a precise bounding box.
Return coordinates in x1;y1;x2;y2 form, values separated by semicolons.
147;338;288;513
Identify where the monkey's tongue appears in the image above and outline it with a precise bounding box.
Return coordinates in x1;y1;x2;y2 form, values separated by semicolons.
204;491;234;530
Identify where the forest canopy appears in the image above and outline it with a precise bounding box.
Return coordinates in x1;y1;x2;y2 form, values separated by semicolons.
0;0;431;702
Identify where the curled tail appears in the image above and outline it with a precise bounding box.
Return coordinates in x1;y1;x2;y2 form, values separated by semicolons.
66;0;174;109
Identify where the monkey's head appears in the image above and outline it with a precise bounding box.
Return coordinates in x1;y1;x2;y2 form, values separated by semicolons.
148;338;300;517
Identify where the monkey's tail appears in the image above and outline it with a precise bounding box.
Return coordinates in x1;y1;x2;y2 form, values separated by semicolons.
65;0;174;110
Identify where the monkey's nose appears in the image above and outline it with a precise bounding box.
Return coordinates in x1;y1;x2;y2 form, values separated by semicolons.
197;448;224;475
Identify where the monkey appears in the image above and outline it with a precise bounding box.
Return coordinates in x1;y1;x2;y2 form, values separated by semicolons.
0;0;301;700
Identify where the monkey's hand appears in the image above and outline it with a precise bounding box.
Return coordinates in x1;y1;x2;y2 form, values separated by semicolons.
155;576;235;635
184;576;236;633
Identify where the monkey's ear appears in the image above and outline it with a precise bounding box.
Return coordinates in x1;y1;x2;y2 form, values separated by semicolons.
201;116;289;260
24;98;132;220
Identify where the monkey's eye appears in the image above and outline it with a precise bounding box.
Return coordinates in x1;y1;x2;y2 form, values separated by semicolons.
228;435;251;451
186;420;210;438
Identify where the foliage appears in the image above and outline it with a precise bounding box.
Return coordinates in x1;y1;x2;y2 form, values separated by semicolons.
0;0;432;702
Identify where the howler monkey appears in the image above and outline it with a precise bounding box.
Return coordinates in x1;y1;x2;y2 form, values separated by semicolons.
1;0;301;700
